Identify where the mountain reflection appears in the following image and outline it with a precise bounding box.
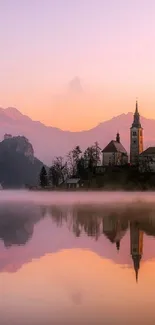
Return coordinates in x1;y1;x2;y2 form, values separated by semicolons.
0;203;42;247
1;201;155;281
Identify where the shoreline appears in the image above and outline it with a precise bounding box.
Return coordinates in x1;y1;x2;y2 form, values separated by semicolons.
28;186;155;192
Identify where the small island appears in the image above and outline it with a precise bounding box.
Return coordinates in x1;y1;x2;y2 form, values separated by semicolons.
37;101;155;192
1;102;153;191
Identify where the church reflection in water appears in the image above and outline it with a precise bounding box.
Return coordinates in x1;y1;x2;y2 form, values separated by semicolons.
103;215;143;282
47;204;153;282
0;201;155;281
102;215;143;282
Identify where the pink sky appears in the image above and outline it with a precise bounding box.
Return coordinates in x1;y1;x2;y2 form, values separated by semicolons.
0;0;155;131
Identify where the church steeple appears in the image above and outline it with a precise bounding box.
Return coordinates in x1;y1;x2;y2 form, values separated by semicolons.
135;100;138;114
130;100;143;165
132;100;141;128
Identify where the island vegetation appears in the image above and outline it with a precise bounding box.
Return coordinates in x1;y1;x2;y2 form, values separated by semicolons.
0;134;153;190
39;143;155;191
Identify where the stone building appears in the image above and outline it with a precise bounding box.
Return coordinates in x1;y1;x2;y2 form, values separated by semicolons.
102;133;128;166
139;147;155;172
4;134;12;140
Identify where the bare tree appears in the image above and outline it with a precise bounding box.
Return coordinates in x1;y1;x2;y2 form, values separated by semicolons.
49;156;68;187
83;142;101;168
67;146;82;176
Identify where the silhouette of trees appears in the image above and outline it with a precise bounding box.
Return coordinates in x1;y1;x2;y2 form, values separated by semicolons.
40;166;48;187
67;146;82;176
65;142;101;181
77;157;87;179
48;156;68;187
45;142;103;187
84;142;101;168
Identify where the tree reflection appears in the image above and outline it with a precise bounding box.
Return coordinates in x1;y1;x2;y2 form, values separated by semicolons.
47;203;155;242
0;201;155;282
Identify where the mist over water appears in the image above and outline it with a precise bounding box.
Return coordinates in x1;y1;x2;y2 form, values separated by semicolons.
0;191;155;324
1;189;155;205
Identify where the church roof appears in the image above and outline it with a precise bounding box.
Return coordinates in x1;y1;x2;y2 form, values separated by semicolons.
102;140;127;154
140;147;155;155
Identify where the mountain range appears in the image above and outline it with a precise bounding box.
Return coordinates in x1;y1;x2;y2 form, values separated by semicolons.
0;107;154;165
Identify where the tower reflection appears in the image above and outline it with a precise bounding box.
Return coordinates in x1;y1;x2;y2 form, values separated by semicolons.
130;222;143;282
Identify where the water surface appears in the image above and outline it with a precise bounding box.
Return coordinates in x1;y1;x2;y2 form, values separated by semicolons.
0;191;155;324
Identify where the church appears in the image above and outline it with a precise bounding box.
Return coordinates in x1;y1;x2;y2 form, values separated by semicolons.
102;100;155;169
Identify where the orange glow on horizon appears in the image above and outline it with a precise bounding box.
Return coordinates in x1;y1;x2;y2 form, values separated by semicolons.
0;92;154;131
0;249;155;324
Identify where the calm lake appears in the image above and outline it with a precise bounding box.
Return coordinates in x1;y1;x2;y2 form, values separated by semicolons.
0;190;155;325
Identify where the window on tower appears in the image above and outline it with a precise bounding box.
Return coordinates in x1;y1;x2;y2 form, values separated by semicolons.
133;131;137;136
133;140;136;144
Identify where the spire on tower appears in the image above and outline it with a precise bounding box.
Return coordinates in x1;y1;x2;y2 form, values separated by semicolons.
135;100;138;114
132;100;141;128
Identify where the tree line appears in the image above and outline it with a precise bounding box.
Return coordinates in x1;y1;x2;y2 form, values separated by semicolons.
39;142;101;187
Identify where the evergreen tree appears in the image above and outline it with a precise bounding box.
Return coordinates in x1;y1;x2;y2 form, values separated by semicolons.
39;166;48;187
77;157;87;179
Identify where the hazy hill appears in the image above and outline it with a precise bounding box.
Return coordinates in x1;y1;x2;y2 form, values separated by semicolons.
0;107;154;164
0;136;44;188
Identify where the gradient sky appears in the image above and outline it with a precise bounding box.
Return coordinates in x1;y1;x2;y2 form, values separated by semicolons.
0;0;155;130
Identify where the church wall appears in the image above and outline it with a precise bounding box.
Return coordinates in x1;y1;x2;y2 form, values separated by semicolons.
102;152;115;166
102;152;128;166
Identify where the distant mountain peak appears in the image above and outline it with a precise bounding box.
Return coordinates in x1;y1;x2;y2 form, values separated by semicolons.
5;106;22;114
4;107;30;121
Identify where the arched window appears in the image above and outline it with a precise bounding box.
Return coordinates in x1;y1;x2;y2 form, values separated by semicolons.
133;131;137;136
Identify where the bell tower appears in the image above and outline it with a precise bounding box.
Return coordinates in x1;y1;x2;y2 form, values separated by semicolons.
130;101;143;165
